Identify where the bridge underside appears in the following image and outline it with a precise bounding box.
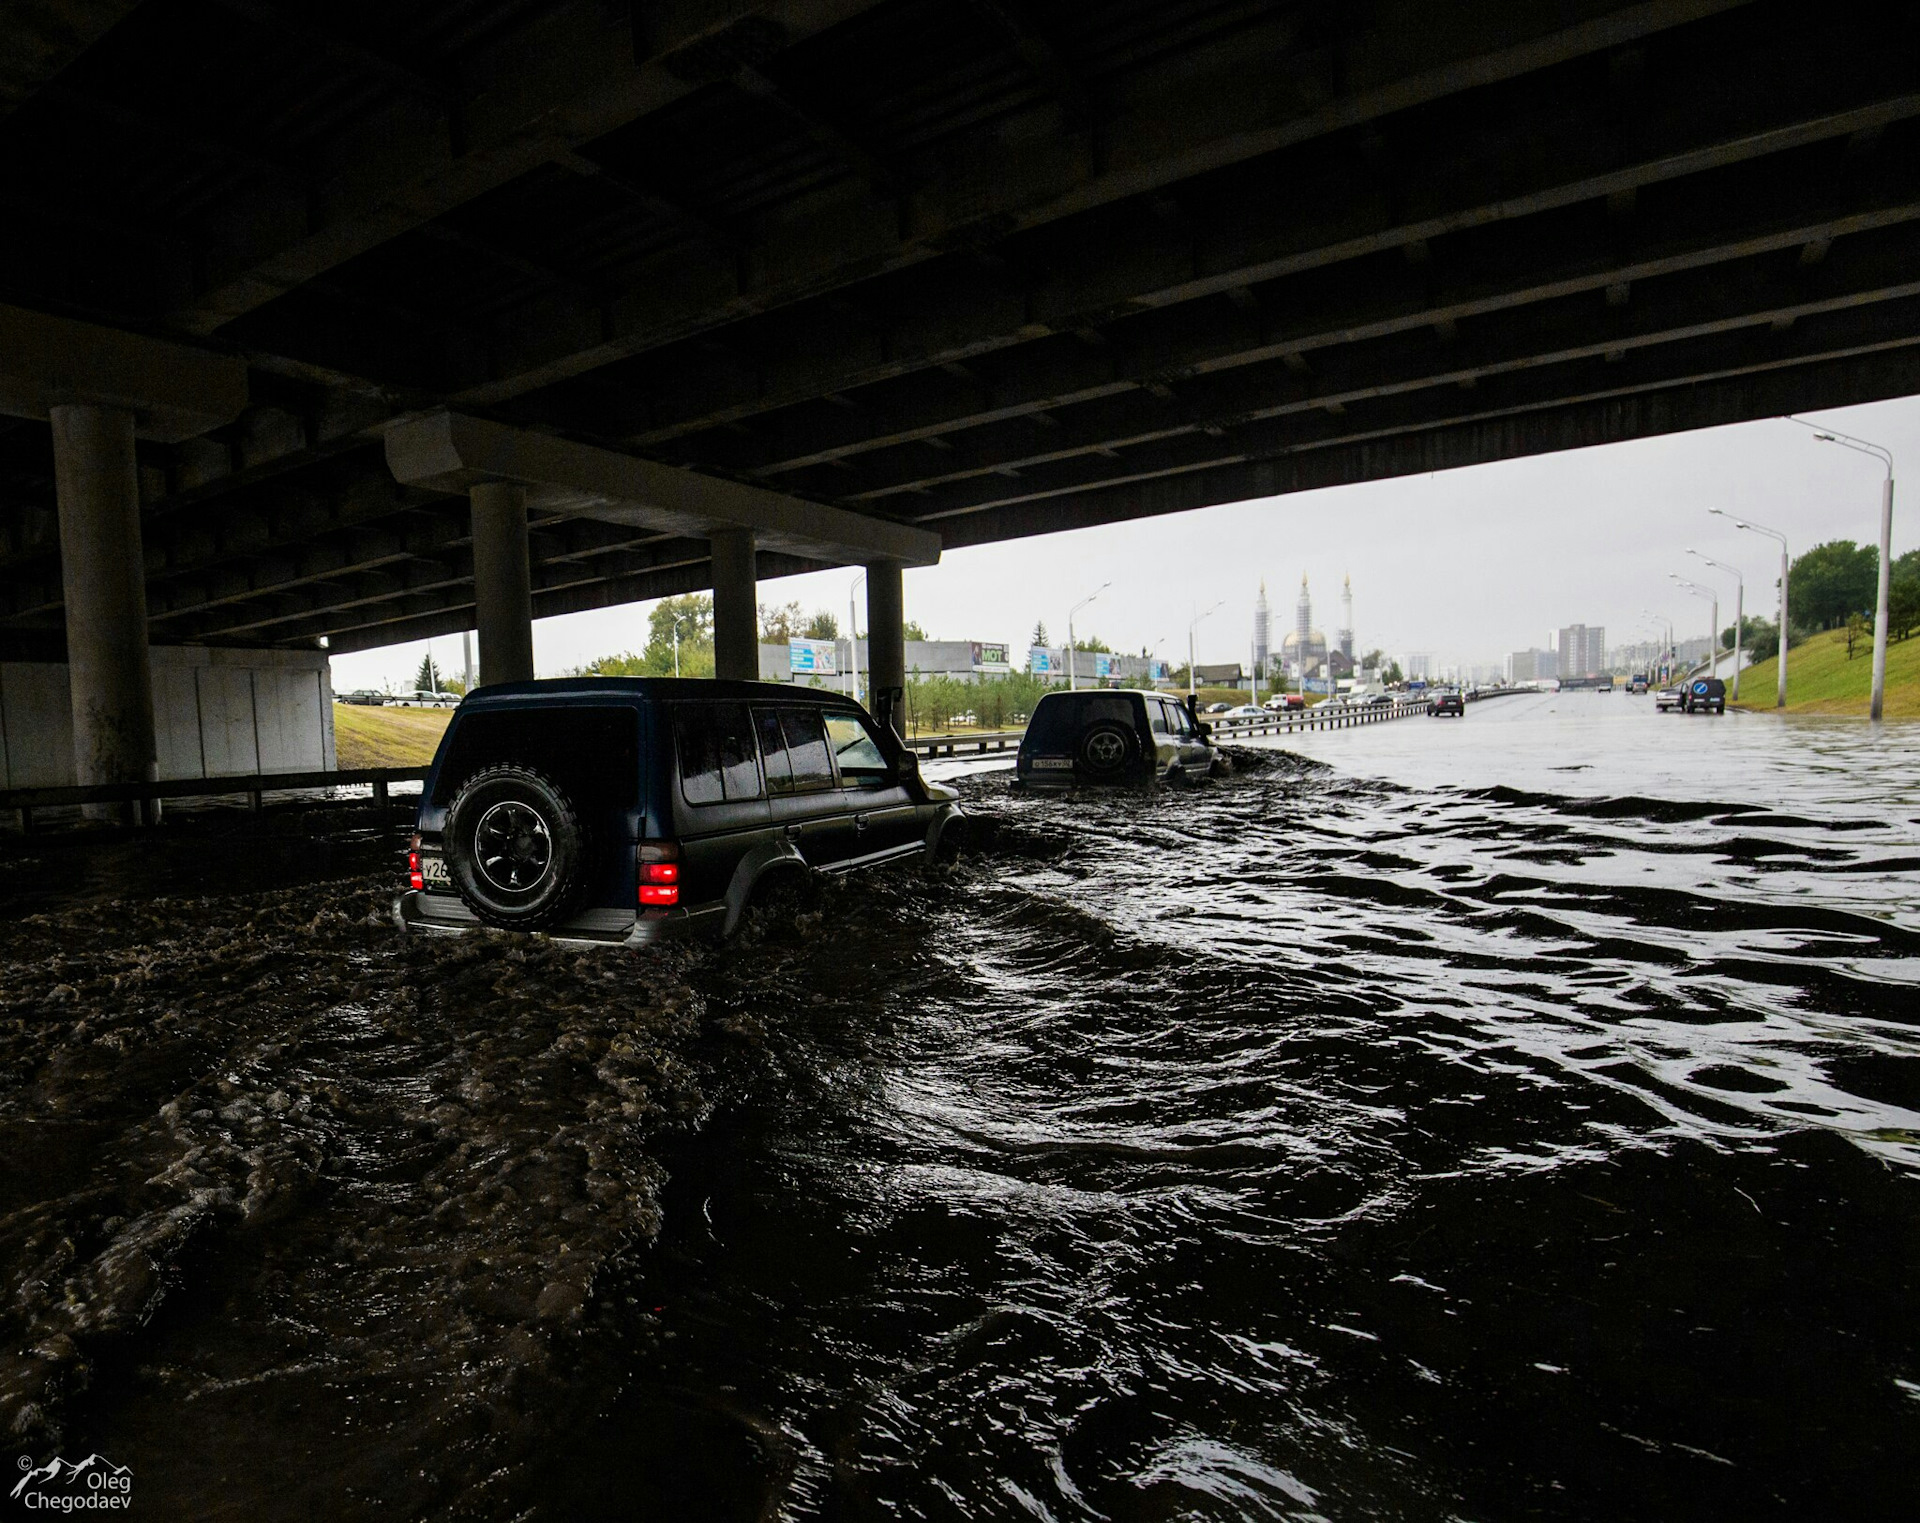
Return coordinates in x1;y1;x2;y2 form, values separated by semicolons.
1;0;1917;658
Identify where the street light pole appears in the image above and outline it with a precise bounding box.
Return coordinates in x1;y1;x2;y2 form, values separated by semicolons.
1712;508;1790;709
1068;582;1110;692
1187;600;1223;699
848;570;866;702
1687;548;1744;700
1789;417;1895;720
1671;577;1717;687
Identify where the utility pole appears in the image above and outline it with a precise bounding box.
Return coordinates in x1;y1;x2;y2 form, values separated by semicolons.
1790;418;1895;720
1688;548;1744;700
848;570;865;703
1187;600;1223;700
1672;577;1717;687
1068;582;1110;692
1714;509;1790;709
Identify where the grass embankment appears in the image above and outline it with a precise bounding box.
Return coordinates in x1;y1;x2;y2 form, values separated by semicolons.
1733;626;1920;717
333;703;453;767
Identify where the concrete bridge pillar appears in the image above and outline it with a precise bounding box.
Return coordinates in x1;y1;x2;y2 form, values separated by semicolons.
711;529;758;681
51;403;156;817
469;481;534;685
866;559;906;736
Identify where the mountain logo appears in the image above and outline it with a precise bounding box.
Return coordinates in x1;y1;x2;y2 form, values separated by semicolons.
10;1453;134;1509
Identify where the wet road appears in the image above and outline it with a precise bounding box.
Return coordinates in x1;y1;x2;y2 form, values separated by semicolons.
540;694;1920;1520
5;694;1917;1519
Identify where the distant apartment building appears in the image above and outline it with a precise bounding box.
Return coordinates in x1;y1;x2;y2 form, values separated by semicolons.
1556;623;1606;679
1608;640;1666;673
1508;647;1557;682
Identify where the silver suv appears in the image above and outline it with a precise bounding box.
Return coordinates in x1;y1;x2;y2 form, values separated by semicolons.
1016;690;1219;787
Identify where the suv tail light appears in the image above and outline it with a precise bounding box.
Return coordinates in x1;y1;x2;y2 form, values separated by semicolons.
407;833;424;891
639;841;680;907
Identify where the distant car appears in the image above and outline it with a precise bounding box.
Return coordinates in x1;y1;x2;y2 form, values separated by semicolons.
1682;676;1726;714
392;689;461;709
1368;693;1394;707
1629;675;1649;693
1430;689;1465;717
1655;686;1684;712
1017;690;1219;787
1202;701;1233;714
1265;694;1305;711
1221;704;1266;719
339;689;387;706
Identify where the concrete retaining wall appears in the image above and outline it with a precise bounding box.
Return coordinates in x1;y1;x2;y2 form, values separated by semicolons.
0;647;335;787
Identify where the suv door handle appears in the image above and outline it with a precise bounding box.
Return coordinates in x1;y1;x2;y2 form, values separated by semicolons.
783;823;803;839
853;813;869;831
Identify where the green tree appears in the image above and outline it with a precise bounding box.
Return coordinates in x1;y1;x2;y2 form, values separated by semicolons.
1890;548;1920;642
902;619;929;641
414;652;440;692
1069;634;1111;652
758;600;804;642
1844;610;1868;659
583;593;716;678
1030;620;1049;649
1381;660;1404;684
1740;616;1780;663
1789;540;1878;630
804;609;840;640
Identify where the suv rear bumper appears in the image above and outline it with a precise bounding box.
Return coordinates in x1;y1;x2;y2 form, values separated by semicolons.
393;889;715;948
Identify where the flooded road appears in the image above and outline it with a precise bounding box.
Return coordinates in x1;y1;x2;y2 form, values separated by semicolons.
4;695;1917;1519
545;695;1920;1520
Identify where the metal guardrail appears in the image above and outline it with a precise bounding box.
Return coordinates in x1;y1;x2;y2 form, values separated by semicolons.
5;689;1522;828
0;765;428;833
904;691;1497;756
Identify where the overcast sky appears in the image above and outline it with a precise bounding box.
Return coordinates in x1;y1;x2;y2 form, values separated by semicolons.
328;396;1920;692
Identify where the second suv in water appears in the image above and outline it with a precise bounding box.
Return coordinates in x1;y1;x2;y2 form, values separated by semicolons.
1681;677;1727;714
395;678;961;946
1016;689;1219;787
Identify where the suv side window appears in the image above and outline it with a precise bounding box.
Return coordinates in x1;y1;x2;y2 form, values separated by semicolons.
675;703;762;805
824;711;892;785
1148;700;1174;735
754;707;835;794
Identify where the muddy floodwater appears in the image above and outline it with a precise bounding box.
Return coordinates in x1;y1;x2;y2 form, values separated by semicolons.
3;693;1917;1520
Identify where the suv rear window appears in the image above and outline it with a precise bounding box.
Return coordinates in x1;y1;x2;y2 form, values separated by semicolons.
675;703;762;805
1026;693;1140;751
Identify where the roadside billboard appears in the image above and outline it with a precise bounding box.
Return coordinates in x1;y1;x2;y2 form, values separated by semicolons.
972;641;1011;674
1029;647;1052;674
789;638;838;676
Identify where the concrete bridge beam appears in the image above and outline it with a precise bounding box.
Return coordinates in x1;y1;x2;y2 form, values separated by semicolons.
710;530;758;682
866;561;906;736
469;481;534;686
50;403;156;817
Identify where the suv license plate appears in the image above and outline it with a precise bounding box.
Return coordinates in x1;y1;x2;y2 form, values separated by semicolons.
1031;757;1074;770
420;855;451;887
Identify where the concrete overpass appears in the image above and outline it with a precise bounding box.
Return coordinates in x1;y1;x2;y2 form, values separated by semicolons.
1;0;1917;789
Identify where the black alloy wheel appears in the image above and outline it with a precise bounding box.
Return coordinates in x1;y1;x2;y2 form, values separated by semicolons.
444;764;587;929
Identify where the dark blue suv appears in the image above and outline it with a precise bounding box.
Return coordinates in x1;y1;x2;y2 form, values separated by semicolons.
395;679;962;947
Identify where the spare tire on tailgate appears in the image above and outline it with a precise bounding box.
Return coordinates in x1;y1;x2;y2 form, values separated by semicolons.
444;764;587;930
1077;719;1139;780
